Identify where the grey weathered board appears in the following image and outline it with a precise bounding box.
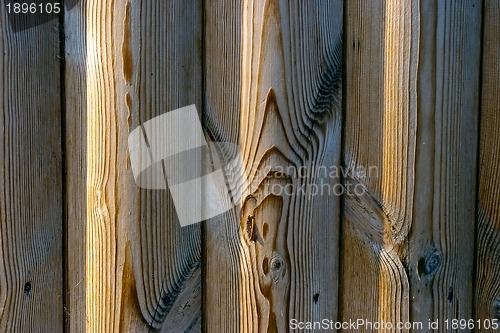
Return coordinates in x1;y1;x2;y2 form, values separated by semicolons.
475;0;500;330
0;9;63;332
64;1;87;331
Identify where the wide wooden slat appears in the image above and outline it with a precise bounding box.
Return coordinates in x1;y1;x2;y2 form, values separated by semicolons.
64;1;202;331
341;1;417;328
409;0;481;326
0;10;63;332
475;0;500;328
204;1;343;331
342;0;481;330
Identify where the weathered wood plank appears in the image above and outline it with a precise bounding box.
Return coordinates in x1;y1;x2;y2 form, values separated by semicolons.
0;10;63;332
64;0;202;331
475;0;500;328
341;1;417;328
342;0;482;330
409;0;481;326
203;1;243;331
204;0;343;331
128;1;202;331
64;1;87;331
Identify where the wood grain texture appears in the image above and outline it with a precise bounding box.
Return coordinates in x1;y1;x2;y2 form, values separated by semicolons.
409;0;481;326
475;0;500;329
341;1;418;328
204;0;343;331
64;0;202;331
202;1;244;330
342;0;482;330
64;1;87;331
0;10;63;332
128;1;202;330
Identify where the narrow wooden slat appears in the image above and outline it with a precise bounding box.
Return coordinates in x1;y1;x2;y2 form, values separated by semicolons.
475;0;500;328
202;1;243;330
129;1;202;330
64;1;87;331
83;2;127;329
0;11;63;332
342;0;482;329
64;1;202;331
204;1;343;331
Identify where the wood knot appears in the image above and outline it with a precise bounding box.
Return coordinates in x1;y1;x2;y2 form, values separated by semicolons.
493;297;500;320
447;287;453;303
270;252;286;283
417;250;441;279
241;195;257;243
271;259;281;270
24;282;32;295
244;214;256;243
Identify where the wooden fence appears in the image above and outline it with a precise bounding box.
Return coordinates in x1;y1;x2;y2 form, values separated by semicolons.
0;0;498;332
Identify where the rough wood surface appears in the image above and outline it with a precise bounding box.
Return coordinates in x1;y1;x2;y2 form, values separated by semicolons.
408;0;481;327
64;1;88;331
127;1;202;331
64;0;202;331
0;0;492;331
202;1;244;330
475;0;500;329
342;0;481;330
0;10;63;332
204;0;343;331
341;1;418;328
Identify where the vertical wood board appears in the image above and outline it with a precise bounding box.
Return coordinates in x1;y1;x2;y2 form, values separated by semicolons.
0;10;63;332
204;1;343;331
475;0;500;328
64;1;203;331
